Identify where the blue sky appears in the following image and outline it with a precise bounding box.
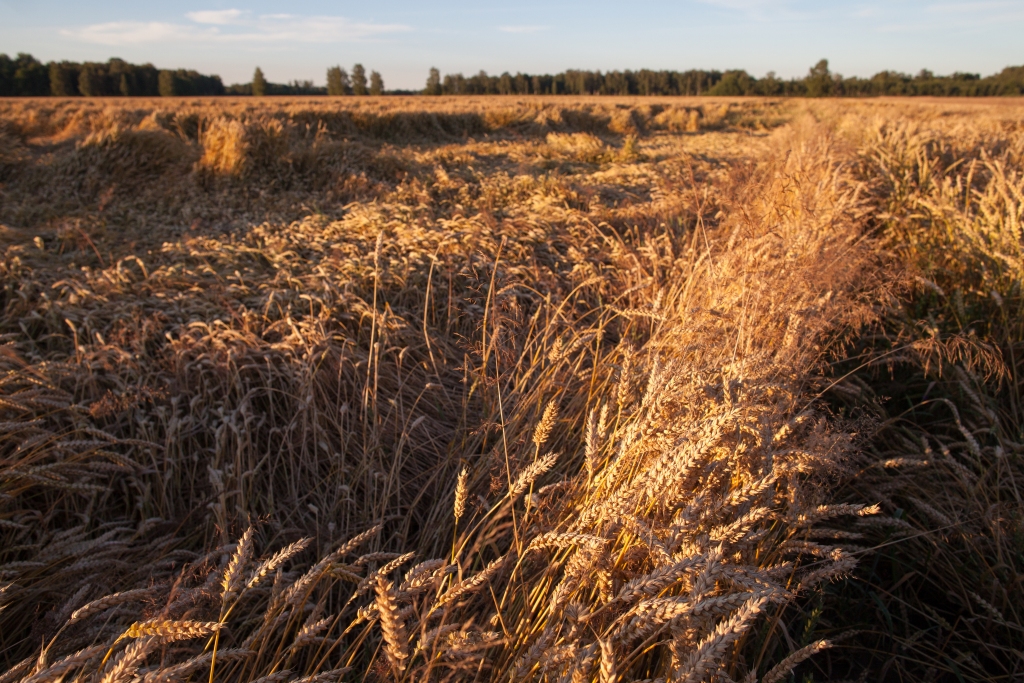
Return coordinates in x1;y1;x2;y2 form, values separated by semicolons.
1;0;1022;89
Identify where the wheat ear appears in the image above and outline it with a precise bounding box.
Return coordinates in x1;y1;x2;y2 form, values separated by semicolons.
20;645;105;683
221;526;255;601
454;467;469;522
100;637;157;683
599;638;616;683
761;640;832;683
247;537;312;590
677;596;767;683
69;588;156;624
533;400;558;448
292;668;352;683
431;554;506;613
140;649;253;683
335;523;383;556
248;670;293;683
374;575;409;674
510;452;559;500
126;620;221;640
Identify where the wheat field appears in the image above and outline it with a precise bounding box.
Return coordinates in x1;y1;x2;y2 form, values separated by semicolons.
0;95;1022;683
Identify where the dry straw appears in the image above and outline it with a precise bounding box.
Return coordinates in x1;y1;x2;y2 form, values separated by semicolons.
2;95;1021;683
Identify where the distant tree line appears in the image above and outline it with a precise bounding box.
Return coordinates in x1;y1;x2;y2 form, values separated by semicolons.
422;60;1024;97
5;53;1023;98
0;54;224;96
225;67;328;96
223;65;384;96
0;56;388;97
326;64;384;95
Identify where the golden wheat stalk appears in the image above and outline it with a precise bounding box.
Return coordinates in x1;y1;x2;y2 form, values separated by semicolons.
291;668;352;683
585;406;600;478
401;559;449;592
598;638;616;683
221;526;255;600
335;523;384;556
291;611;333;650
509;452;559;500
612;556;702;606
140;649;254;683
126;620;222;640
248;670;293;683
100;636;157;683
415;624;461;656
431;554;507;614
677;596;767;683
247;537;312;590
68;588;156;624
620;592;760;643
374;575;409;674
532;400;558;449
454;467;469;522
0;657;32;683
761;639;832;683
20;645;106;683
350;551;417;603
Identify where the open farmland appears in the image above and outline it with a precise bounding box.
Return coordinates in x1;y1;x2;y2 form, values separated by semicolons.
1;95;1023;683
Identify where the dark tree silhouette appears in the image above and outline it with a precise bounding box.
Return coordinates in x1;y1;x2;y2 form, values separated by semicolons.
0;53;48;96
425;67;441;96
327;66;351;95
252;67;267;97
2;52;1024;99
498;72;513;94
351;64;367;95
805;59;833;97
78;64;102;97
158;69;224;96
49;62;79;96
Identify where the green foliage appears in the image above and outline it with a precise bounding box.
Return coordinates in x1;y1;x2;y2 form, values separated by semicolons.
369;70;384;96
77;64;102;97
0;53;48;96
158;68;224;96
252;67;266;97
424;67;442;96
65;59;161;97
3;52;1024;100
226;78;325;96
49;61;79;96
708;70;757;96
426;61;1024;98
804;59;833;97
15;55;209;98
351;63;367;95
434;68;724;96
327;65;350;96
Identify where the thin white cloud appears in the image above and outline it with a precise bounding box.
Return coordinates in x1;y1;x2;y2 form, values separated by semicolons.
185;9;245;25
928;1;1020;11
875;0;1024;31
64;21;207;45
62;12;411;46
498;25;550;33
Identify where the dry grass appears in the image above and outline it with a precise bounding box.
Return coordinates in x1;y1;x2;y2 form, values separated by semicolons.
1;95;1022;682
821;103;1024;681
